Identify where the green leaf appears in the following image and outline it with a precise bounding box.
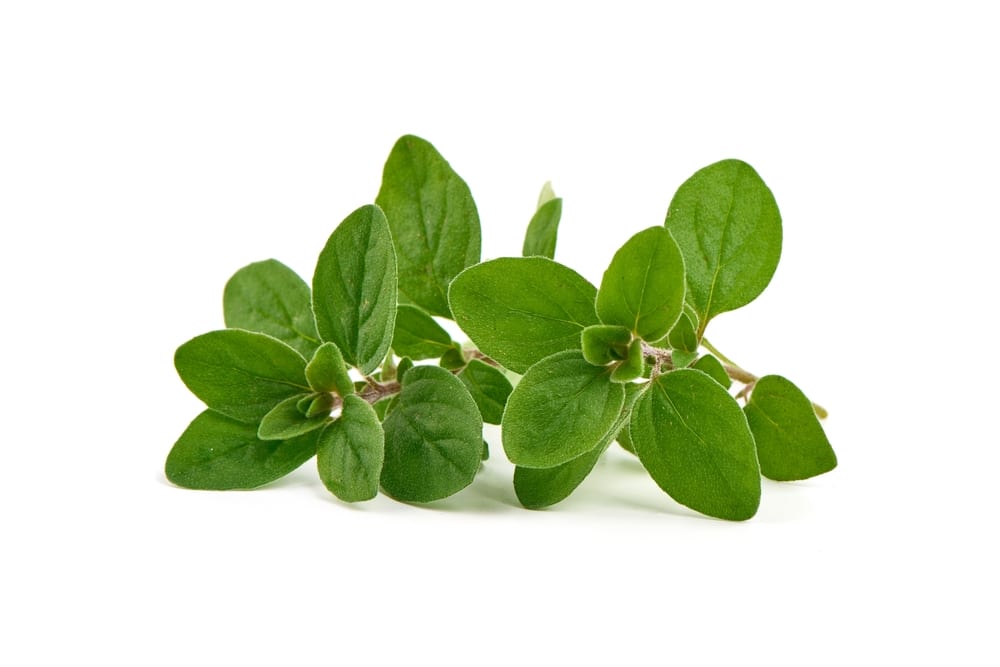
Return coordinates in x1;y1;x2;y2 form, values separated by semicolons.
392;304;453;360
596;227;686;342
481;440;490;461
306;342;355;397
166;410;318;489
174;329;309;423
458;359;513;425
537;180;557;207
317;395;385;502
303;392;335;419
449;257;600;374
258;393;330;441
523;197;562;259
744;375;837;481
630;369;760;520
381;365;484;502
502;350;625;468
665;160;782;333
223;259;320;358
375;135;481;317
439;343;467;370
692;354;731;389
312;204;397;375
617;422;636;454
672;350;698;368
395;356;414;380
610;338;645;383
666;309;698;353
581;324;632;366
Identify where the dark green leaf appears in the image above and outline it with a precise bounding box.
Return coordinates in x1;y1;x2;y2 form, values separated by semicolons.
375;135;481;317
481;440;490;461
581;324;632;366
392;304;453;360
596;227;686;342
523;197;562;259
395;356;414;380
630;369;760;520
665;160;782;333
166;410;318;489
458;359;513;425
381;366;483;502
312;204;397;375
744;375;837;481
502;350;625;468
692;354;731;388
306;342;355;397
258;393;329;441
223;259;320;358
666;309;698;353
610;339;645;383
174;329;309;423
317;395;385;502
439;343;467;370
449;257;600;374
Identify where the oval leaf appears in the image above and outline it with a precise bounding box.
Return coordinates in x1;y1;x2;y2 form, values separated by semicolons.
312;204;397;375
523;196;562;259
375;135;481;317
305;342;355;397
691;354;731;388
665;159;782;332
317;395;385;502
174;329;309;423
166;410;318;489
392;304;453;360
381;366;483;502
449;257;600;374
457;358;513;425
596;226;686;342
223;259;320;358
630;369;760;520
744;375;837;481
258;393;329;441
502;350;625;468
581;324;632;366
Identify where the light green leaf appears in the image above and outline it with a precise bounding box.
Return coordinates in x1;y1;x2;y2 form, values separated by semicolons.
317;395;385;502
692;354;731;388
523;197;562;259
630;369;760;520
596;226;686;342
672;350;698;368
610;339;645;383
312;204;397;375
392;304;453;360
502;350;625;468
174;329;309;423
581;324;632;366
258;393;329;441
223;259;320;358
166;410;318;489
458;358;513;425
303;392;335;419
449;257;600;374
666;309;698;353
306;342;355;397
665;160;782;334
381;366;484;502
744;375;837;481
375;135;481;317
537;180;557;208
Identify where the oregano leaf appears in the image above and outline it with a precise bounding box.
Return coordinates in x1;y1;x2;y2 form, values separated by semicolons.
392;304;453;360
523;195;562;259
610;338;645;383
304;392;335;419
449;257;600;374
457;358;513;425
381;365;483;502
306;342;355;397
317;395;385;502
174;329;309;423
666;309;698;353
744;375;837;481
312;204;397;375
166;410;318;490
375;134;481;317
672;349;698;368
692;354;731;388
630;369;760;521
258;393;330;441
581;324;632;366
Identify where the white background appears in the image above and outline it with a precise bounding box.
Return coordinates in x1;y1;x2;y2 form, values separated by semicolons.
2;1;997;664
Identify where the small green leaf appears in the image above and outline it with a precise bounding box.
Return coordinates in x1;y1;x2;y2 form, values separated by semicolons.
537;180;557;208
439;343;467;370
375;135;481;317
610;339;645;383
395;356;414;380
744;375;837;481
258;393;330;441
502;350;625;468
174;329;309;423
166;410;318;489
581;324;632;366
223;259;320;358
596;227;686;342
617;423;636;454
317;395;385;502
672;350;698;368
666;309;698;353
381;366;484;502
312;204;397;375
458;359;513;425
304;392;335;419
481;440;490;461
692;354;731;388
523;197;562;259
392;304;453;360
630;369;760;520
306;342;355;397
665;160;782;333
449;257;600;374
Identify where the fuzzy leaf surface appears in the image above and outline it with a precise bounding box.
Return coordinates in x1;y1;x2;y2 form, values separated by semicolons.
692;354;731;388
317;395;385;502
306;342;355;397
258;393;329;441
523;197;562;259
392;304;453;360
449;257;599;374
581;324;632;366
457;358;513;425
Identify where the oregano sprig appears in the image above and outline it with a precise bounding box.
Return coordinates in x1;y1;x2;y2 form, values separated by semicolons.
166;135;836;520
